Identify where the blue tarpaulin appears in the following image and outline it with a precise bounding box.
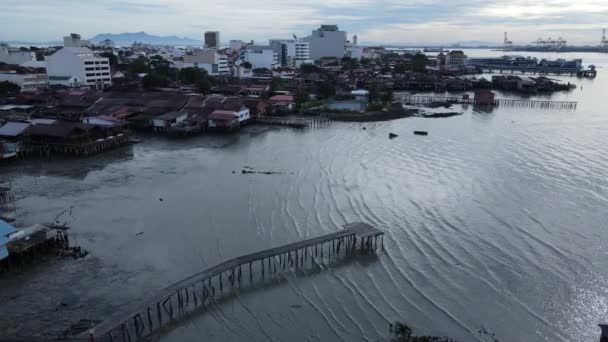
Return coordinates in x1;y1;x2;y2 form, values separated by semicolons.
0;219;17;260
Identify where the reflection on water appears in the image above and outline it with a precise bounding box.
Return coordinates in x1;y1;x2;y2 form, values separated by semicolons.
1;50;608;341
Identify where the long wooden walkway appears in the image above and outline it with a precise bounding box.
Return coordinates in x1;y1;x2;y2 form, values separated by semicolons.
253;116;331;128
81;222;384;342
397;95;578;110
476;66;582;76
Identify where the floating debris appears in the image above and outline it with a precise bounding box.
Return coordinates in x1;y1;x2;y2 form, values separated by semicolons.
241;170;282;175
389;133;399;139
422;112;462;118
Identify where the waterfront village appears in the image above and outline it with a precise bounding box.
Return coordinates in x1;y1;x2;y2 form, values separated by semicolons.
0;25;594;269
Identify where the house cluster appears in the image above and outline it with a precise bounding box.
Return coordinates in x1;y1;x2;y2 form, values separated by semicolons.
0;79;302;159
490;75;576;93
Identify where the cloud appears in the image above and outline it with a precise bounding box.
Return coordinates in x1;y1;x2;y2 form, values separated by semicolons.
0;0;605;45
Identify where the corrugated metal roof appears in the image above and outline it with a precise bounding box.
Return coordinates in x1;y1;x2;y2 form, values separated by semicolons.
0;219;16;237
0;122;31;137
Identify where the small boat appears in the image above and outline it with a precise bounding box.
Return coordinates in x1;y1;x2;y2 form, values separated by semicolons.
414;131;428;136
389;133;399;139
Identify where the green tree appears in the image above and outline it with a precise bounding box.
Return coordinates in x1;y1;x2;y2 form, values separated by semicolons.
0;81;20;95
128;58;150;74
294;88;310;108
381;89;394;104
360;57;372;65
196;78;213;94
394;63;408;74
392;322;412;341
270;76;283;93
341;56;359;71
141;73;167;90
412;53;428;73
300;63;320;74
178;67;207;84
318;80;336;99
99;52;118;66
368;85;381;103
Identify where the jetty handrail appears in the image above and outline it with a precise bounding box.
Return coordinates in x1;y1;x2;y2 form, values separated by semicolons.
84;223;384;340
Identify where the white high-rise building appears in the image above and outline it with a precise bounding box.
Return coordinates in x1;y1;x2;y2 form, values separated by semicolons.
294;41;313;67
180;49;229;75
305;25;347;60
241;46;278;70
46;47;111;89
268;39;312;67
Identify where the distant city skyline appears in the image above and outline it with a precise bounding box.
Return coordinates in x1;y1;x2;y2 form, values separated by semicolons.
1;0;607;45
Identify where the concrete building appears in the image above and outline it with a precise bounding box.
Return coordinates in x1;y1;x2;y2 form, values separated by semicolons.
445;51;468;67
46;47;111;89
0;44;36;65
294;41;313;67
269;39;312;67
305;25;347;60
204;31;220;49
0;65;48;92
241;46;278;70
64;33;89;48
180;49;229;75
230;40;245;50
269;39;294;67
98;39;115;49
346;46;363;60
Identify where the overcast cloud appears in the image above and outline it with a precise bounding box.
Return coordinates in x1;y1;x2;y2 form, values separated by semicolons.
0;0;606;44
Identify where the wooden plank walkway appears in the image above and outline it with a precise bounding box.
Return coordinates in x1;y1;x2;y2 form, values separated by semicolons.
81;222;384;342
397;95;578;110
253;116;331;128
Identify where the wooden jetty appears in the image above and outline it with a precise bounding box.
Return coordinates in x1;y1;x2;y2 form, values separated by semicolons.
253;116;331;128
397;95;577;110
80;222;384;342
478;66;582;76
0;186;15;210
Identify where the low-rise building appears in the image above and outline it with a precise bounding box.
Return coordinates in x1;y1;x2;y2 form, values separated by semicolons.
445;51;468;67
98;39;115;49
269;94;295;112
208;110;240;130
0;44;37;65
151;111;189;132
180;49;229;75
241;46;279;70
46;47;112;89
0;64;48;92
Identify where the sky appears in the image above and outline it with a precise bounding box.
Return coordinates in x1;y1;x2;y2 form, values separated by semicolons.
1;0;607;45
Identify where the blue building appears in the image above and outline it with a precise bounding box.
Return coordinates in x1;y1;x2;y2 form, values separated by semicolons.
0;219;17;260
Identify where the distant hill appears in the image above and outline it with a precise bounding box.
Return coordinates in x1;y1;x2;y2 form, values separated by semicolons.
89;32;200;46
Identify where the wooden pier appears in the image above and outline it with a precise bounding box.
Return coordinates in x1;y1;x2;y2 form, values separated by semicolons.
80;222;384;342
253;116;331;128
0;186;15;210
477;66;582;76
397;95;578;110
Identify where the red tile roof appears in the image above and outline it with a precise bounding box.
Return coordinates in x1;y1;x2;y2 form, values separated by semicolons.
269;95;294;102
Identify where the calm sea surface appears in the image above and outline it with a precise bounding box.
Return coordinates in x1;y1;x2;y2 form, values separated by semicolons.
1;49;607;342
